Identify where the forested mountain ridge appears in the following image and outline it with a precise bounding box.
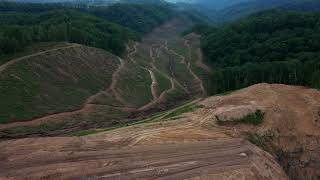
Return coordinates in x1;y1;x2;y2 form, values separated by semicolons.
217;0;320;23
82;3;174;33
0;10;139;58
0;2;175;61
200;10;320;94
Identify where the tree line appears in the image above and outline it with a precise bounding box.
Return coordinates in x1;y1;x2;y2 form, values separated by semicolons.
0;2;174;57
200;10;320;94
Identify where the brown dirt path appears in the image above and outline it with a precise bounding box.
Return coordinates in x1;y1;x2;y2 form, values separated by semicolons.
0;44;81;74
0;56;127;131
148;69;158;101
184;40;206;96
196;48;212;73
128;42;138;64
138;47;176;111
109;57;129;106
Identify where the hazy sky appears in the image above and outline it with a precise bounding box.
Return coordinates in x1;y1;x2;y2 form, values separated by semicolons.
166;0;197;3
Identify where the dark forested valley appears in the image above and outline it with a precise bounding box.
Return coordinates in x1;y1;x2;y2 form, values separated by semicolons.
199;10;320;94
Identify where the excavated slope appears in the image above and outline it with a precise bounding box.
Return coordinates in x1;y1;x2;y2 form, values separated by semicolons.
3;83;316;179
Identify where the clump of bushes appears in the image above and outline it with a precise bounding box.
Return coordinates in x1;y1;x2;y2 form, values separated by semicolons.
216;109;264;125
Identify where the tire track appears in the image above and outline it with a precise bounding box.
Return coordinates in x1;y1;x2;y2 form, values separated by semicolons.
127;42;138;64
184;40;206;96
110;57;129;106
138;47;176;111
0;56;129;131
162;41;190;94
148;69;158;101
196;48;212;73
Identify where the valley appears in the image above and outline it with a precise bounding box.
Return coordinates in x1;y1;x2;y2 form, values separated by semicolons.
1;1;320;179
0;17;210;138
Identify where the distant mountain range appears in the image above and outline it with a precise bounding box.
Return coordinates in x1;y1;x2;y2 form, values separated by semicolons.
6;0;167;4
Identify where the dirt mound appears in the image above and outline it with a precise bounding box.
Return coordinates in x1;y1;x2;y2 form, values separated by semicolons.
197;83;320;179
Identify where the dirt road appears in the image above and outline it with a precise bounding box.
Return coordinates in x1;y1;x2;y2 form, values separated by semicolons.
0;56;125;131
0;44;81;74
0;138;287;179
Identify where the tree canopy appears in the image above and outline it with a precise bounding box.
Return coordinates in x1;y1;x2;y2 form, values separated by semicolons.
0;2;174;58
200;10;320;94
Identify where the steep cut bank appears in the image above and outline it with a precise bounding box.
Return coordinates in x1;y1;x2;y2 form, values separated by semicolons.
198;84;320;179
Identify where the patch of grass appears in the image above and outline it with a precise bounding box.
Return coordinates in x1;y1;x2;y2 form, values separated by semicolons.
117;66;152;108
162;103;204;120
1;106;129;138
246;131;274;151
217;110;264;126
68;101;201;137
215;90;235;96
0;42;69;65
154;70;171;96
239;110;264;125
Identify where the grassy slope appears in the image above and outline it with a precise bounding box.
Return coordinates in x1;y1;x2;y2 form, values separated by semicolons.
117;63;153;108
0;16;207;138
0;45;119;123
154;70;171;96
0;42;70;65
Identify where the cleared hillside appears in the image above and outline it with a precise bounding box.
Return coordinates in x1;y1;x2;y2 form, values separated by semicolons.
0;17;211;138
0;44;122;123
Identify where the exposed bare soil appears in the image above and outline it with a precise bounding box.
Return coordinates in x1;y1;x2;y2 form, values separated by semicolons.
3;83;319;179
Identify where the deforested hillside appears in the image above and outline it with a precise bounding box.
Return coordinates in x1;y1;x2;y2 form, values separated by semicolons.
0;3;210;138
0;44;122;124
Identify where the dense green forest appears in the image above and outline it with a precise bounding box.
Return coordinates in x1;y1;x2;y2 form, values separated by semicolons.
0;2;174;58
201;10;320;94
82;3;174;33
0;10;138;57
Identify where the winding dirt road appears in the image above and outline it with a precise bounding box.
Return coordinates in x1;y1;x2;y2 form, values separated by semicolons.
0;56;126;131
138;47;176;111
184;40;206;96
196;48;212;73
148;69;158;101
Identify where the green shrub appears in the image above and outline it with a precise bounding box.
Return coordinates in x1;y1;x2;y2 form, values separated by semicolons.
239;110;264;125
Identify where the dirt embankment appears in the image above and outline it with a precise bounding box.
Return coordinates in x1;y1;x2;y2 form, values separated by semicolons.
197;83;320;179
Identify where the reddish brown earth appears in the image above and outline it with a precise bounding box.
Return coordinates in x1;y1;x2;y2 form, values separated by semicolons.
0;138;287;180
3;83;320;179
